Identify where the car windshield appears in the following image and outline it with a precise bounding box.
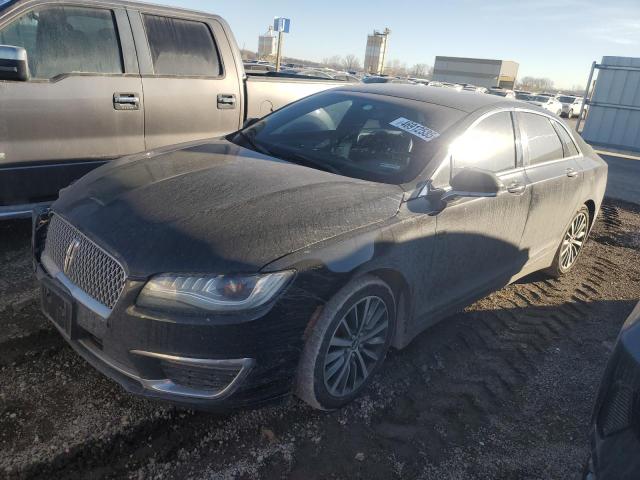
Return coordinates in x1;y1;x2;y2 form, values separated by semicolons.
531;95;550;102
558;96;576;103
516;93;531;100
230;91;463;184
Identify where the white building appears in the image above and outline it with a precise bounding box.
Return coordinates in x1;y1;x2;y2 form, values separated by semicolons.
433;56;519;89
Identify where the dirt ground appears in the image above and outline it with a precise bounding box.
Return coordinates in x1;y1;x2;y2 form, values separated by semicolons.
1;199;639;480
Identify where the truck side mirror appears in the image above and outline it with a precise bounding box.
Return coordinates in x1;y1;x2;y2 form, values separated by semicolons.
0;45;30;81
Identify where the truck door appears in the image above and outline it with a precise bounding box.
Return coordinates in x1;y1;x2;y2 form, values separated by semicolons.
129;11;242;149
0;4;144;207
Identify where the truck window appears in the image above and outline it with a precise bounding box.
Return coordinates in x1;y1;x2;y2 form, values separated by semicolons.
142;14;222;77
0;6;123;79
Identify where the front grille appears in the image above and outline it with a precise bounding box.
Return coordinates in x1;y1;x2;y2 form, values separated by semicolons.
161;360;240;393
43;215;126;310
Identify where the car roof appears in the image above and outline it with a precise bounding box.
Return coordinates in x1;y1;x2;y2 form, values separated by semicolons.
333;83;515;113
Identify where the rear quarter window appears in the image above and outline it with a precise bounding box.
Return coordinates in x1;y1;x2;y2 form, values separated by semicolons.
519;112;564;165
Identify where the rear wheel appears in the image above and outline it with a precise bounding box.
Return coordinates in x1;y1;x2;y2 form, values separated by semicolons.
296;275;395;410
546;206;590;277
556;109;562;116
568;109;575;119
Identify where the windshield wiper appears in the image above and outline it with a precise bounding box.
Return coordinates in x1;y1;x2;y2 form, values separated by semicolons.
272;149;341;175
236;131;273;156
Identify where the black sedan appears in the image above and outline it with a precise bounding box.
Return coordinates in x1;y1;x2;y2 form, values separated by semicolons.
587;301;640;479
33;85;608;410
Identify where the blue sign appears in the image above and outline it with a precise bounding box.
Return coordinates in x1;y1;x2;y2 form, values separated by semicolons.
273;17;291;33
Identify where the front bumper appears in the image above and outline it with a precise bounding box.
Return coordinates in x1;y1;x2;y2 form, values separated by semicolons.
35;262;323;410
589;303;640;479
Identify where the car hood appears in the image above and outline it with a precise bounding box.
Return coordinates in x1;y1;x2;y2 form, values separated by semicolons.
53;140;404;278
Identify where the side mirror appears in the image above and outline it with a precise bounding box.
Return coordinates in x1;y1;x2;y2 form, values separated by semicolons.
242;117;260;129
0;45;29;81
443;168;503;201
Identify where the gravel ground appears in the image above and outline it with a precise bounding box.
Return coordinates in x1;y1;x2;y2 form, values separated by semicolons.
1;199;639;480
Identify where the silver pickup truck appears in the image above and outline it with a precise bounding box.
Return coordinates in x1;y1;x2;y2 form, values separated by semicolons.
0;0;347;218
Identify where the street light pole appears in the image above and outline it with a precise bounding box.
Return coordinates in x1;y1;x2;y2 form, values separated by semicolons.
275;30;283;72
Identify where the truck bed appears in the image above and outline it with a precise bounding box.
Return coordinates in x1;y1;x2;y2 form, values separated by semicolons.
245;74;346;118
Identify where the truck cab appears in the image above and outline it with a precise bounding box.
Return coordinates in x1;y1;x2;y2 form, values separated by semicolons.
0;0;344;218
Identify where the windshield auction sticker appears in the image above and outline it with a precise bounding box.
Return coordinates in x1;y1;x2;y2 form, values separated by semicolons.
389;117;440;142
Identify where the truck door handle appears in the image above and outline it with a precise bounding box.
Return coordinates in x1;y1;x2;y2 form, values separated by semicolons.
217;94;236;109
113;93;140;110
507;182;526;194
566;168;578;178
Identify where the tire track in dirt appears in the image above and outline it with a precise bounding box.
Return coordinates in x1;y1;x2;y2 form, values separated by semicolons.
2;201;639;480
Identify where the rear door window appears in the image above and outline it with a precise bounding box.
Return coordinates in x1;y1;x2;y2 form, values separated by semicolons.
0;6;123;79
452;111;516;173
519;112;564;165
142;14;221;76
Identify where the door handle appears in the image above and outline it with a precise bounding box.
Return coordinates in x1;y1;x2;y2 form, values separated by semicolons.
113;93;140;110
566;167;578;178
217;94;236;109
507;182;526;194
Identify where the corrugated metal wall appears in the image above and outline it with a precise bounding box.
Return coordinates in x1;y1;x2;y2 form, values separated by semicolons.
582;56;640;153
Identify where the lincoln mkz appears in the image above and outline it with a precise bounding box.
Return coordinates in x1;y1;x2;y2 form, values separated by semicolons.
33;85;607;410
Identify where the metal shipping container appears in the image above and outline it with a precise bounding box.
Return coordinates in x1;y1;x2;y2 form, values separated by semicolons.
581;56;640;153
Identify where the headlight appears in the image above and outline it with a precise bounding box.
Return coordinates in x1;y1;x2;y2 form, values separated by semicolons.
137;271;294;313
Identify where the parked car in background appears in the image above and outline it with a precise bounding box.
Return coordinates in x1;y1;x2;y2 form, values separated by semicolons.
331;73;361;82
243;62;276;73
441;82;464;91
362;76;413;84
515;90;532;96
0;0;346;219
527;95;564;115
515;92;532;100
294;69;335;79
463;85;488;93
487;87;516;98
557;95;584;118
586;301;640;480
33;84;607;411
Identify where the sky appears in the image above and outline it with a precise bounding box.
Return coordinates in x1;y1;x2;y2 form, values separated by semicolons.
167;0;640;89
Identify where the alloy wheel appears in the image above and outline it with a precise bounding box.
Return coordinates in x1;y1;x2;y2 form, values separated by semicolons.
323;296;389;397
560;211;588;270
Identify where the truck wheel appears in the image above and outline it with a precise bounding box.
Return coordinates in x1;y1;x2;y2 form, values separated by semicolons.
546;206;590;277
296;275;395;410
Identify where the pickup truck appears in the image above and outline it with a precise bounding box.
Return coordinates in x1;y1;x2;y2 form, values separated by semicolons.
0;0;347;219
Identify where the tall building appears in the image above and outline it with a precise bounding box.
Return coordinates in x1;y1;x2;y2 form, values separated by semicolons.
364;28;390;75
258;26;277;58
432;56;519;89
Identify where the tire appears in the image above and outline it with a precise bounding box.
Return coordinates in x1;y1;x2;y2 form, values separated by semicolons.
556;109;562;116
568;109;574;119
546;205;590;277
295;275;396;410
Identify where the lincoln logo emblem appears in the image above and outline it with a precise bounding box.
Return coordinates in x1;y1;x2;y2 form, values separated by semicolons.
63;239;81;275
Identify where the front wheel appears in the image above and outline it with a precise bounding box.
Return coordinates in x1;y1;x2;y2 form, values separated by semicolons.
296;275;395;410
568;109;574;119
546;206;590;277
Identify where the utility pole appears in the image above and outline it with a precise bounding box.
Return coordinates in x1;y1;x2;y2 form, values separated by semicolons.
379;28;390;75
